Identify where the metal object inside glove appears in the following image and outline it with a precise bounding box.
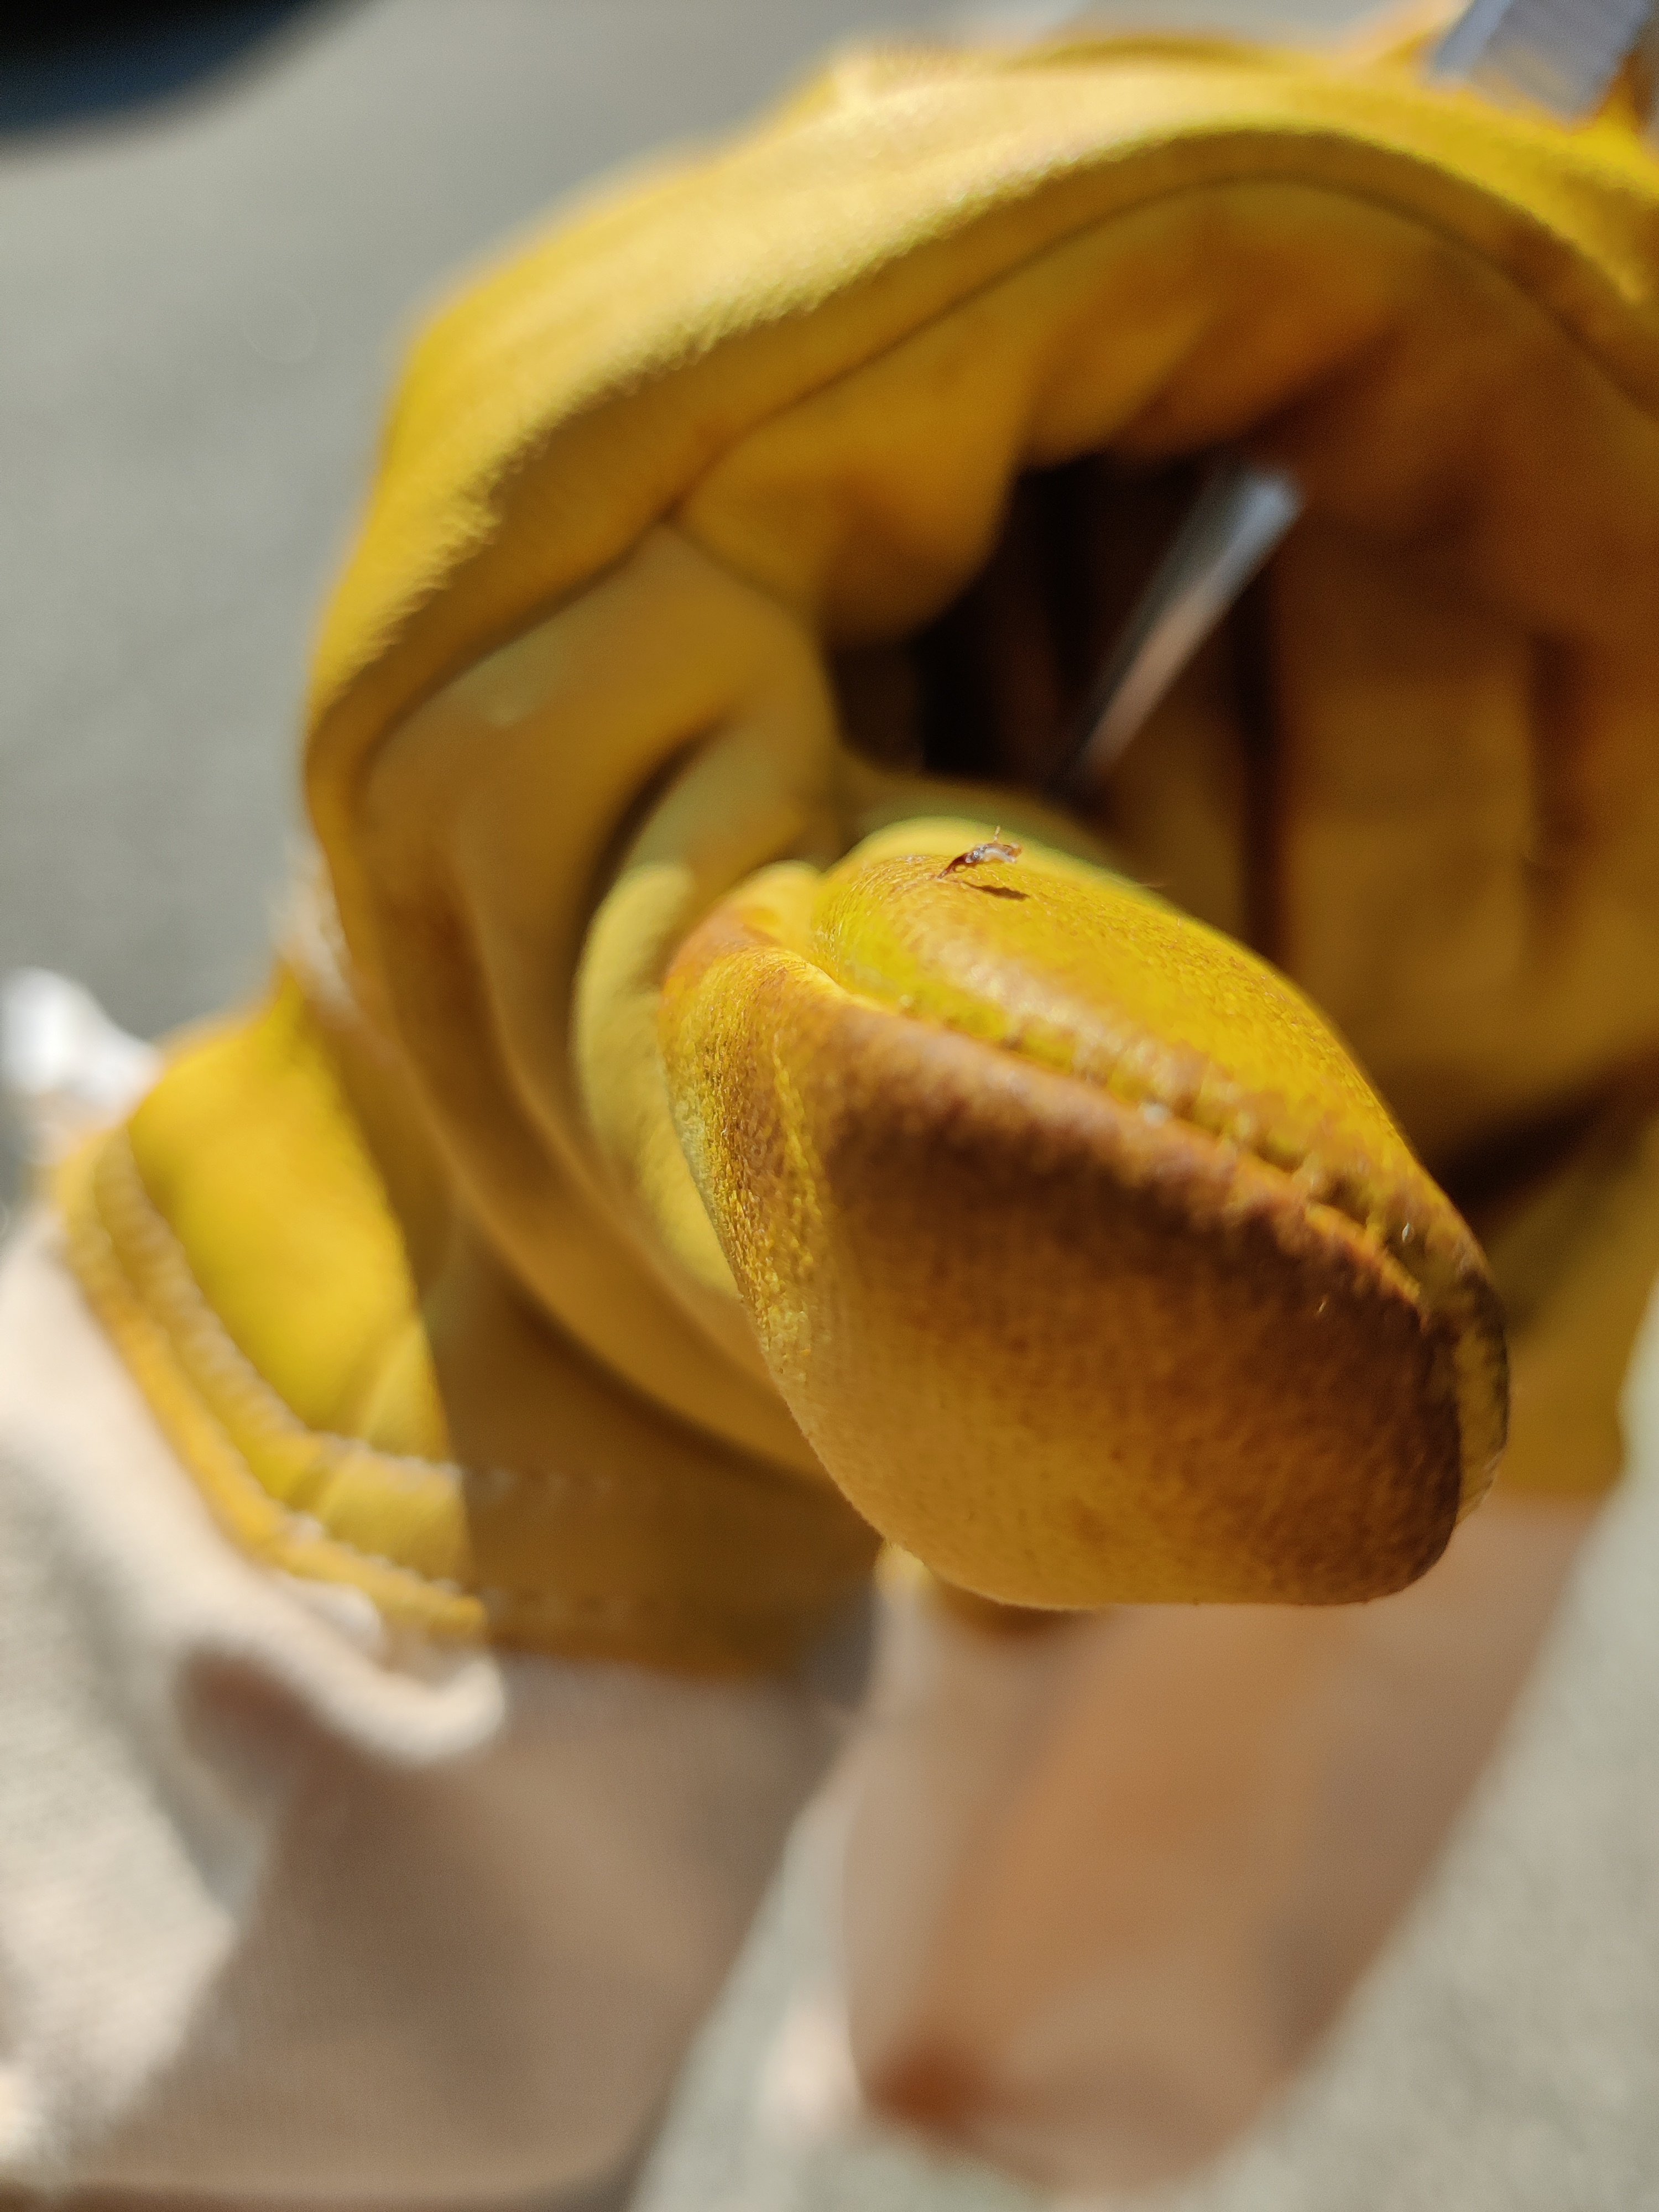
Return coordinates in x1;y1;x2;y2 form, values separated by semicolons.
1058;0;1655;801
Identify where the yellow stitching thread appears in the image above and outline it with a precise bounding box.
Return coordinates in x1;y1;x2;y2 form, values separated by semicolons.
58;1114;853;1666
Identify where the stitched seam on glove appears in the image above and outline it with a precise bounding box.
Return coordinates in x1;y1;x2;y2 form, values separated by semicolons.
54;1117;864;1668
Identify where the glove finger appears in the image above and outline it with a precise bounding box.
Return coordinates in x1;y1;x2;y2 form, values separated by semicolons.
659;822;1507;1608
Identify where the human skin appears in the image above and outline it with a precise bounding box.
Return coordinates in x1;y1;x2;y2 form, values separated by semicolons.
843;1491;1595;2190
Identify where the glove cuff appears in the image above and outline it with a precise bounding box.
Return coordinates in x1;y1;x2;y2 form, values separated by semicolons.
56;967;875;1674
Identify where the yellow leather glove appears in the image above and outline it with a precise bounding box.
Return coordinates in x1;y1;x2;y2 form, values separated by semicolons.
301;24;1575;1627
658;820;1500;1605
65;29;1659;1667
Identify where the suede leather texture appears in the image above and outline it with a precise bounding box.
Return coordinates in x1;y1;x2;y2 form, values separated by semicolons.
59;28;1659;1661
661;823;1503;1605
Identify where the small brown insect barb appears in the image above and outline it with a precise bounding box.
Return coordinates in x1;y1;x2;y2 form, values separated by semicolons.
937;834;1023;879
